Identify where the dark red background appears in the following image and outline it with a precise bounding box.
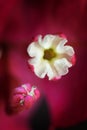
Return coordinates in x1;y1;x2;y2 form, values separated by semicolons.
0;0;87;130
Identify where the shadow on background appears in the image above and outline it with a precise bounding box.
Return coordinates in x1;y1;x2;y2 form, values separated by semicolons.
28;96;87;130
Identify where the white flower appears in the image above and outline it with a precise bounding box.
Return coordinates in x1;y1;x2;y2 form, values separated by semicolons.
27;34;75;80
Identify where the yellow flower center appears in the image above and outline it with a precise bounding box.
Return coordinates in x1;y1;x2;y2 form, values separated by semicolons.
43;48;56;60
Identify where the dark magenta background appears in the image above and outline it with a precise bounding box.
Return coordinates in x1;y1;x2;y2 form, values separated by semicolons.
0;0;87;130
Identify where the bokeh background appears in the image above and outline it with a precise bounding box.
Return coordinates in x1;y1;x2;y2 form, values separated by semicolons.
0;0;87;130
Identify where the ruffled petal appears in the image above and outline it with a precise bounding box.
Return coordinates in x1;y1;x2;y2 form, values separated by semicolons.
56;39;74;56
63;45;75;56
54;58;72;76
46;63;59;80
38;35;58;49
28;57;41;67
27;42;43;58
56;39;67;53
34;60;47;78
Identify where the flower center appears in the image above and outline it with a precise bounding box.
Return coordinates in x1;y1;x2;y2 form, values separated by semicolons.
43;48;56;60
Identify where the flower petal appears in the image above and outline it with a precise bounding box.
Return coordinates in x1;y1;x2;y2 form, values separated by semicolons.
54;58;72;76
27;42;43;58
13;87;26;95
56;39;74;56
34;60;47;78
46;63;57;80
56;39;67;53
28;57;41;67
38;35;58;49
63;45;75;56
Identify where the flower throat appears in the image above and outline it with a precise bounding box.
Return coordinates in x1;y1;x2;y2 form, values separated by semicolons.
43;48;56;60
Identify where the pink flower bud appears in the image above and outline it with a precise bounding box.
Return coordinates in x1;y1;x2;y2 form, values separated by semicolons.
8;83;40;114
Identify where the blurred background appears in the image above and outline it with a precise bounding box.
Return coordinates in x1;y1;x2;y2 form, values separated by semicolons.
0;0;87;130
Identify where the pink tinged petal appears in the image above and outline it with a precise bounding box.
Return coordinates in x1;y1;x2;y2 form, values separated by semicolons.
34;88;40;100
13;87;26;95
22;83;31;94
52;76;62;81
13;83;32;95
24;95;37;109
29;86;40;99
58;33;67;39
28;62;34;71
11;94;24;107
9;94;25;113
54;58;72;76
33;35;40;42
70;54;76;65
23;87;40;109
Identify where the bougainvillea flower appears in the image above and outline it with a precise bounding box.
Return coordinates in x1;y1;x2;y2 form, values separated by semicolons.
8;83;40;113
27;34;75;80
